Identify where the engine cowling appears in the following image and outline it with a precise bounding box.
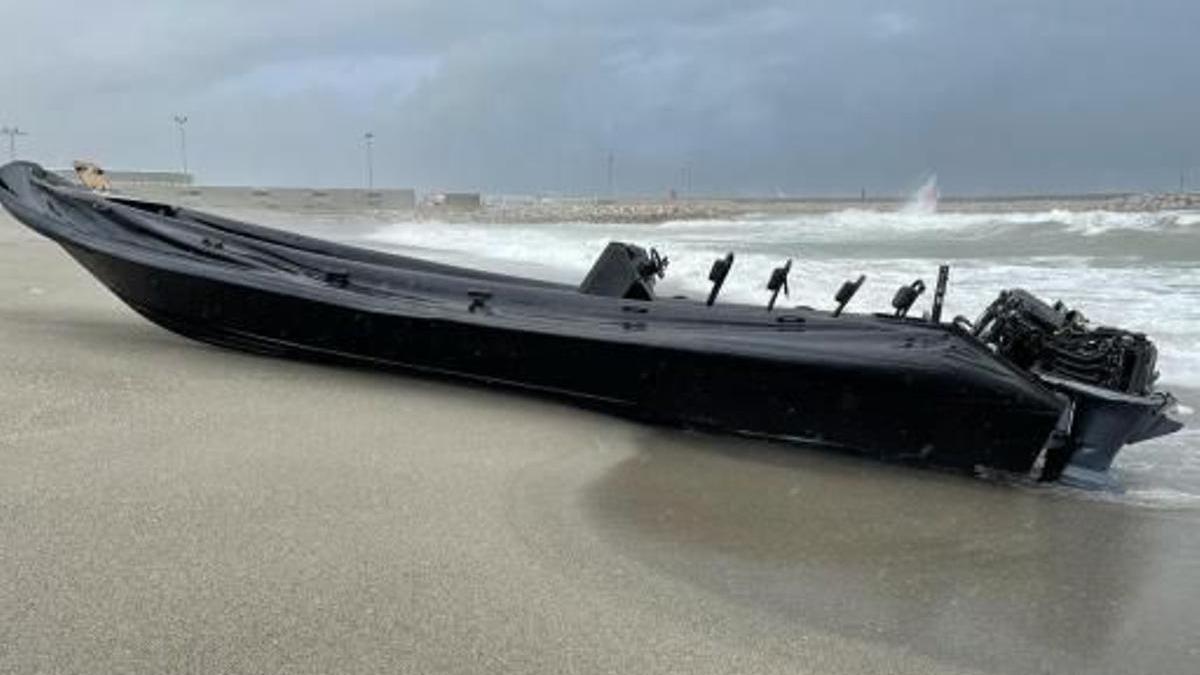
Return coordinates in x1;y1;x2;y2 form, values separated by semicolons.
973;289;1158;395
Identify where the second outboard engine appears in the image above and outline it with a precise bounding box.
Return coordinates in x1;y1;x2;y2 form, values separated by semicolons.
579;242;667;301
972;289;1181;488
973;289;1158;395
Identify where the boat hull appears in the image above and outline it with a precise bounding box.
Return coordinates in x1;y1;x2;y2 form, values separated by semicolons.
62;240;1060;473
3;161;1065;475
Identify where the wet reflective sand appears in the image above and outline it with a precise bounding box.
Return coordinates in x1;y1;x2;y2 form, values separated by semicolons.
2;212;1197;674
581;433;1200;673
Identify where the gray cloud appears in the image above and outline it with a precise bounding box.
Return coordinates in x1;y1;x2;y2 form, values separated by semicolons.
1;1;1196;194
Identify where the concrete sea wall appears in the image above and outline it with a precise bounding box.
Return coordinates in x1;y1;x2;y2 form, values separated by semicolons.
122;184;417;212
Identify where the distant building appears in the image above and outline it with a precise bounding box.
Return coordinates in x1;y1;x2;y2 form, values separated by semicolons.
49;163;418;211
103;170;194;187
53;167;193;188
427;192;482;210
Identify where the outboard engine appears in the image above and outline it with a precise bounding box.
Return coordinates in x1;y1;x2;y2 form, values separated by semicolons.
973;289;1159;395
972;289;1182;488
579;242;667;301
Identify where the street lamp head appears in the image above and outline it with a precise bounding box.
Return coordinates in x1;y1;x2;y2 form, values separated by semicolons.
174;115;189;126
2;126;28;161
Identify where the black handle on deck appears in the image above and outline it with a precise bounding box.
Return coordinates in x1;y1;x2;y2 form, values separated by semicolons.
706;253;735;306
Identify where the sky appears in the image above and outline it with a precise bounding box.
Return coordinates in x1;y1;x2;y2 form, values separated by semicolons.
0;1;1196;195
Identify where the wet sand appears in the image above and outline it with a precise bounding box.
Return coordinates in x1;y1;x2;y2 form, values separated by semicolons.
2;209;1198;674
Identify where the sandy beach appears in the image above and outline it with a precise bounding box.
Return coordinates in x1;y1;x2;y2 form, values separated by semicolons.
2;207;1199;674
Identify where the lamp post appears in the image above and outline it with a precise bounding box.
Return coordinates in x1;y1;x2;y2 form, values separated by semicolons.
606;150;614;197
678;163;692;196
364;132;375;190
173;115;189;176
1;126;28;161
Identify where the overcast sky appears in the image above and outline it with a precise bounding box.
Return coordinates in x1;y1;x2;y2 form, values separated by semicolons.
0;1;1195;194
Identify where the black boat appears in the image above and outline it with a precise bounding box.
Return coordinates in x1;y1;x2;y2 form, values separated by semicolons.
0;161;1183;488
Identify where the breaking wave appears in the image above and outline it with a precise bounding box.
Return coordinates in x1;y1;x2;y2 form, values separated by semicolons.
656;209;1200;260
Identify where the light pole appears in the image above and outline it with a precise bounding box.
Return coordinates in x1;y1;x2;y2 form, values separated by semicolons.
606;151;614;197
364;132;375;190
1;126;28;161
678;163;692;196
173;115;189;176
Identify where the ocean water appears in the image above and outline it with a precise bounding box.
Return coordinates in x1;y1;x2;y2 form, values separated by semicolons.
360;208;1200;503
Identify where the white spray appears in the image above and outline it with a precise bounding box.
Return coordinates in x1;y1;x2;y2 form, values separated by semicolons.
902;173;939;214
